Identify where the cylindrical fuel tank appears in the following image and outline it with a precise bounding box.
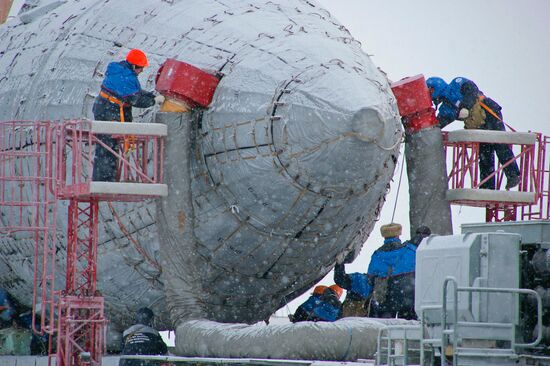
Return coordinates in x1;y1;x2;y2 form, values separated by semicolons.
0;0;401;329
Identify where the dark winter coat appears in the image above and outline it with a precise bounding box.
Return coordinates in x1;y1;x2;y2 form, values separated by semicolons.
433;77;520;189
436;77;480;128
93;61;155;122
92;61;155;182
334;264;369;301
335;238;417;319
0;288;16;328
369;239;417;319
291;292;342;323
119;324;168;366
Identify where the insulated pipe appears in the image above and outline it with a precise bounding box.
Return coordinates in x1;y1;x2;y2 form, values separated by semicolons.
391;75;453;237
156;112;206;323
174;318;418;361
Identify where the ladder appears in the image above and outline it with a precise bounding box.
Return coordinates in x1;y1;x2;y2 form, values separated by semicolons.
0;119;167;366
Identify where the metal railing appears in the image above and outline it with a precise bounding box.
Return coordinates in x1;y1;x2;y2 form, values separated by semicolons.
0;120;59;335
0;119;168;366
441;277;543;366
376;324;422;366
443;131;550;221
56;120;166;199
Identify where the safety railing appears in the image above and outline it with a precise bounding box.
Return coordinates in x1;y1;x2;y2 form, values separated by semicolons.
0;120;59;335
0;118;168;363
520;134;550;220
376;324;422;366
0;121;57;231
56;120;167;200
441;277;543;366
419;304;444;365
443;130;549;221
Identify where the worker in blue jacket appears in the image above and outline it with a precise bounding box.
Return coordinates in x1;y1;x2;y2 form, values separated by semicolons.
290;285;343;322
335;223;417;319
92;49;164;182
334;259;370;317
427;76;520;190
0;288;17;328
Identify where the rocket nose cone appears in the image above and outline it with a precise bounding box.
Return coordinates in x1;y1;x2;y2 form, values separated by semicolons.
270;67;401;196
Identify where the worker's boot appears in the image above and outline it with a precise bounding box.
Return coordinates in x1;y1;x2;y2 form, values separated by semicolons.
505;174;520;190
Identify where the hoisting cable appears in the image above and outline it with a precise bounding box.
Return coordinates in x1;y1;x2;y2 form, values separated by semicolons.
282;295;292;318
390;149;405;223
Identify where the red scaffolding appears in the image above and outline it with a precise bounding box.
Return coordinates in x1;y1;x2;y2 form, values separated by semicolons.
444;129;549;222
0;119;167;366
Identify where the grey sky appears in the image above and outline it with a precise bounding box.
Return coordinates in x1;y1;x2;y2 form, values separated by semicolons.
285;0;550;312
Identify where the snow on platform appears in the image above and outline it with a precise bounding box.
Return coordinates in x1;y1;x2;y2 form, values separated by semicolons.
59;182;168;201
446;129;536;145
447;188;536;205
89;182;168;197
89;120;167;136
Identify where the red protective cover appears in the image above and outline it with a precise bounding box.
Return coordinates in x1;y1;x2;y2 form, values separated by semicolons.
391;74;438;134
391;74;433;116
155;58;220;108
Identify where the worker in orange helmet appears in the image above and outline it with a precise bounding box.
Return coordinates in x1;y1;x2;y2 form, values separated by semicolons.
312;285;328;296
92;48;165;182
289;284;343;323
328;284;344;300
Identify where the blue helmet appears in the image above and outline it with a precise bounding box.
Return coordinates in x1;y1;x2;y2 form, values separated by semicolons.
426;77;448;101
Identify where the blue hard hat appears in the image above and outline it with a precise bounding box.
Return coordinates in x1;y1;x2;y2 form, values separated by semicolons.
426;77;447;100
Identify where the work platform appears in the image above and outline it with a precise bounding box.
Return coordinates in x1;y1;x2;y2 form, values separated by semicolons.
444;129;549;221
88;120;167;136
446;189;536;205
56;120;168;201
53;120;168;202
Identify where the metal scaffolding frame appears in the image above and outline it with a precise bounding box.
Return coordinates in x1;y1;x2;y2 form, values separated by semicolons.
444;130;549;222
0;119;167;366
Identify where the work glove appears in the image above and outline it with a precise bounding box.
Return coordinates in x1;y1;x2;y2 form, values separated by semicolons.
154;95;166;105
458;108;469;120
343;249;356;264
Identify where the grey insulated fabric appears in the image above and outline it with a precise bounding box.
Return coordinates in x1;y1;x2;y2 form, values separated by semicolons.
405;127;452;236
174;318;418;361
156;112;206;322
0;0;401;329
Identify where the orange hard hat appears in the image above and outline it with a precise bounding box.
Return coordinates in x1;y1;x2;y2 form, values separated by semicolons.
312;285;328;296
126;49;149;67
328;284;344;299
